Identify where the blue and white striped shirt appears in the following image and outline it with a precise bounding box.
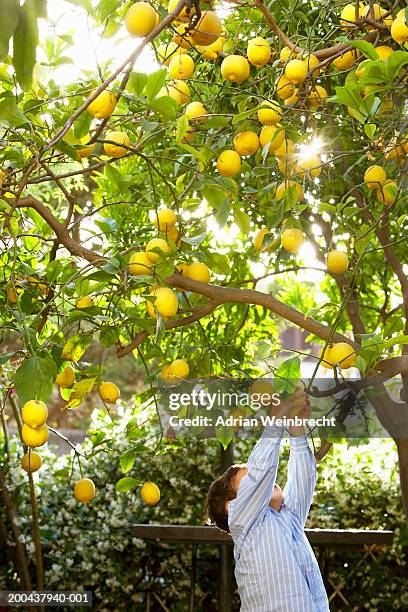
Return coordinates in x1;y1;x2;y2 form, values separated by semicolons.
228;425;330;612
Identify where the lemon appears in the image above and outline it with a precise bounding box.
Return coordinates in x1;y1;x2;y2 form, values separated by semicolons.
304;53;320;76
217;150;241;177
284;91;300;106
319;345;334;369
190;11;222;46
146;238;171;263
160;364;175;384
257;100;282;125
22;423;49;448
168;0;195;21
247;37;272;67
276;74;295;99
77;135;94;159
185;101;207;121
375;45;394;60
21;400;48;428
99;382;120;404
0;169;5;185
376;180;398;206
76;295;94;309
295;154;322;179
279;47;296;63
87;90;117;119
391;16;408;45
128;252;154;275
233;131;259;156
332;50;358;71
307;85;328;108
153;208;177;230
168;54;195;79
187;262;210;283
161;358;190;384
172;23;194;49
340;3;363;27
196;35;225;60
21;451;42;473
103;131;131;158
220;55;250;83
273;139;295;160
55;365;75;389
259;125;285;153
157;41;187;66
146;286;178;318
285;59;307;84
166;225;181;242
364;165;387;189
140;481;160;506
125;2;158;37
253;228;268;251
158;80;190;105
278;157;296;175
250;379;274;399
326;250;349;274
276;180;303;202
74;478;96;503
281;228;304;254
329;342;356;369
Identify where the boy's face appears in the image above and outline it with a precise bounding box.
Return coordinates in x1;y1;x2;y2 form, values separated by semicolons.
229;467;284;512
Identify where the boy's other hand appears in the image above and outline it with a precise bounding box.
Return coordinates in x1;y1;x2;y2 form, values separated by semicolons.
270;389;310;436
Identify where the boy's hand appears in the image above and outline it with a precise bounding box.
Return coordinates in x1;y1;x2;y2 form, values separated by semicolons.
270;388;310;436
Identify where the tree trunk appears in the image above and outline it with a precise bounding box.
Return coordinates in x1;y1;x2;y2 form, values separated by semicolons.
396;438;408;522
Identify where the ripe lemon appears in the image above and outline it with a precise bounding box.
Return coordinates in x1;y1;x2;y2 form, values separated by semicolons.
375;45;394;60
276;74;295;99
162;358;190;383
168;0;195;21
281;228;304;254
376;180;398;206
74;478;96;503
220;55;250;83
164;80;190;105
190;11;222;46
76;295;94;309
364;165;387;189
99;382;120;404
166;225;181;242
55;365;75;389
103;132;131;158
21;451;42;473
87;90;117;119
140;481;160;506
278;157;296;175
257;100;282;125
125;2;158;37
306;85;327;108
21;400;48;428
319;345;334;369
276;180;303;202
22;423;49;448
187;262;210;283
77;135;95;159
185;101;207;121
329;342;356;369
157;41;187;66
128;252;154;275
146;287;178;318
391;16;408;45
233;131;259;156
304;53;320;76
326;250;349;274
273;139;295;160
196;35;225;60
340;3;362;27
259;125;285;153
332;50;358;71
172;23;194;49
153;208;177;230
168;54;195;79
285;59;307;84
160;364;175;384
217;150;241;177
284;91;300;106
253;228;268;251
279;47;296;63
146;238;171;263
247;37;272;67
295;154;322;179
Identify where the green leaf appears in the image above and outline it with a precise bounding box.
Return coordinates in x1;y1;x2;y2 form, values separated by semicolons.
0;352;15;366
0;95;29;127
120;450;136;473
274;357;301;395
215;425;233;450
0;0;19;60
13;0;39;91
116;476;139;492
14;355;54;404
234;208;250;235
215;198;230;228
74;111;92;139
364;124;376;139
61;334;93;361
385;50;408;81
145;69;167;101
149;96;177;120
347;40;378;60
176;113;189;142
382;335;408;351
128;71;148;96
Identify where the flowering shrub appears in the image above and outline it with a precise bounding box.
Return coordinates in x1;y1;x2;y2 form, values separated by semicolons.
1;409;407;610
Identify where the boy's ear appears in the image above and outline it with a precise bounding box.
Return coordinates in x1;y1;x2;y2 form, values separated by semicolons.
225;501;230;514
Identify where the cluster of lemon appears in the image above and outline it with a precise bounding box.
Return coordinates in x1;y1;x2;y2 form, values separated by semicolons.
363;164;399;206
21;400;49;458
340;4;408;45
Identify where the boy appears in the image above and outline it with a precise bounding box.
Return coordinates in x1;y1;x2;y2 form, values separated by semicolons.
205;389;330;611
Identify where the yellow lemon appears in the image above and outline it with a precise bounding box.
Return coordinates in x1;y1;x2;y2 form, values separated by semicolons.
158;80;190;105
77;135;95;159
295;154;322;179
364;165;387;189
221;55;250;83
21;451;42;473
187;262;210;283
281;228;304;254
153;208;177;230
140;481;160;506
319;345;334;369
128;252;154;275
185;101;207;121
259;125;285;153
74;478;96;503
103;131;131;158
168;54;195;79
146;238;171;263
87;90;117;119
21;400;48;428
285;59;307;84
168;0;195;21
329;342;356;369
257;100;282;125
146;287;178;318
306;85;328;108
217;150;241;177
247;37;272;67
55;365;75;389
326;250;349;274
196;36;225;60
76;295;94;309
279;47;297;63
157;41;187;65
276;180;303;202
253;228;268;251
125;2;158;37
190;11;222;46
304;53;320;76
273;139;295;160
22;423;49;448
375;45;394;60
376;180;398;206
161;358;190;384
276;74;295;99
332;50;358;71
99;382;120;404
233;131;259;156
340;3;363;27
0;169;5;185
284;91;300;106
391;16;408;45
172;23;194;49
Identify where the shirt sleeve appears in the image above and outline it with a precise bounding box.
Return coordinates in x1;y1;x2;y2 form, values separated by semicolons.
283;434;316;527
228;424;283;539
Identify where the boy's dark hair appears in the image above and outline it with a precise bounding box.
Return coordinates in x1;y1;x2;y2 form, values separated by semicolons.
204;464;245;533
